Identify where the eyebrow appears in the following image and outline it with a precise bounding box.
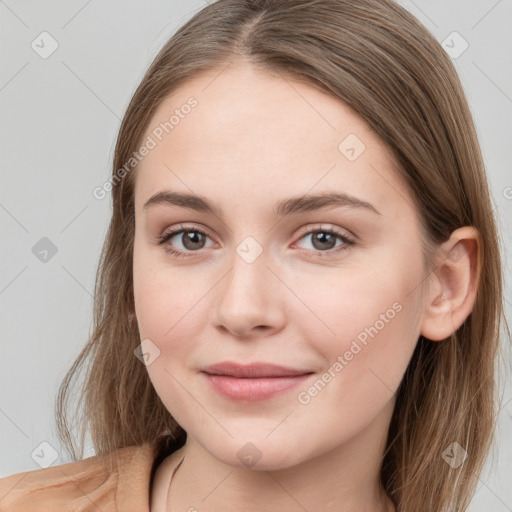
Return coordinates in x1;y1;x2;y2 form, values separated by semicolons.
142;190;381;217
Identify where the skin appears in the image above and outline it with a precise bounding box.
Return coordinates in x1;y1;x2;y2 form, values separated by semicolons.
132;62;480;512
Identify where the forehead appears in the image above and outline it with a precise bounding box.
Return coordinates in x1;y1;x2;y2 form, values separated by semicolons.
134;62;413;221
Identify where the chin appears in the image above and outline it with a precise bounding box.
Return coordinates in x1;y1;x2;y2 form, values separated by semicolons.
200;435;309;472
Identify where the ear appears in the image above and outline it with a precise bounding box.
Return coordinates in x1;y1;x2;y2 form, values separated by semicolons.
420;226;481;341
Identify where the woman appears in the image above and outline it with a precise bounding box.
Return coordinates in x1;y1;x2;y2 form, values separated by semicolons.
0;0;507;511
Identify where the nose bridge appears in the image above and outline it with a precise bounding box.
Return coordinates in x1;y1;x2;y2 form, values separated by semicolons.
211;237;284;335
222;240;270;310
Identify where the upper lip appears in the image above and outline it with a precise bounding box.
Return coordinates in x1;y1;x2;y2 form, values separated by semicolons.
201;361;313;378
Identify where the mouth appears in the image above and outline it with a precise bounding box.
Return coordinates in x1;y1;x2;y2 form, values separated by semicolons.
200;361;314;401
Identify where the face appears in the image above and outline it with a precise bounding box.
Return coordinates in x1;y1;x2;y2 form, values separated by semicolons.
133;62;427;470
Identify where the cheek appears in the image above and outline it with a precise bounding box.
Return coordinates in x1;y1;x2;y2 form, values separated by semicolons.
132;255;206;419
134;236;192;334
134;268;202;355
133;242;214;374
291;282;421;448
300;283;420;392
291;242;423;393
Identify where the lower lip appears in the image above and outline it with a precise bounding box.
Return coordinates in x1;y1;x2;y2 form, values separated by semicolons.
202;372;313;401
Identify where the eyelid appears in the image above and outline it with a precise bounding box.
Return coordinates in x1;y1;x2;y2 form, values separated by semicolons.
160;223;213;238
293;222;356;241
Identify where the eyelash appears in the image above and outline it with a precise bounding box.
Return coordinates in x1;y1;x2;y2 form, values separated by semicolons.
157;224;355;259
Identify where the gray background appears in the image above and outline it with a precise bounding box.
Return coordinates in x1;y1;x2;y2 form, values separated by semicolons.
1;1;511;510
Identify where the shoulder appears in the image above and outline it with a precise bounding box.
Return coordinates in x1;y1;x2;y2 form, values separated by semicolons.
0;443;158;512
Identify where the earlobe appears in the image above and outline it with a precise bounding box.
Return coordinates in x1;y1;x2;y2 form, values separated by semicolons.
420;226;481;342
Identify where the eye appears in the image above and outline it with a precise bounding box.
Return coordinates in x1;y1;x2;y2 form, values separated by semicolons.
157;224;214;258
157;223;355;258
293;225;355;257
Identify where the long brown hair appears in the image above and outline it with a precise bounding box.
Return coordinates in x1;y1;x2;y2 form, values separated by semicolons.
55;1;508;510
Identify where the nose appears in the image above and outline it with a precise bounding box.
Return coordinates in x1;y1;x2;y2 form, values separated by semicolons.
210;249;286;339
